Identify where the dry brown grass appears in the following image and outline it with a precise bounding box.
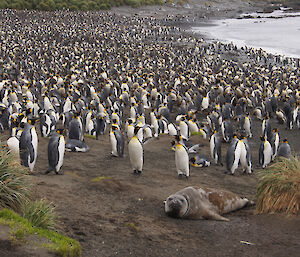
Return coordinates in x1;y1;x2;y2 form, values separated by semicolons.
256;157;300;215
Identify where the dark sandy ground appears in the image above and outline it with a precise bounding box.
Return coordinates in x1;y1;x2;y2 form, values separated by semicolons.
6;115;298;257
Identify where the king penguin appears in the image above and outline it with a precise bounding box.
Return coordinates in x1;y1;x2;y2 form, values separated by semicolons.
45;129;65;174
210;130;222;165
278;139;291;158
259;136;273;168
40;112;52;137
128;126;143;174
174;135;189;179
269;128;280;160
240;137;253;174
68;115;84;141
221;118;233;142
110;124;124;157
179;117;190;141
226;135;240;175
19;120;38;172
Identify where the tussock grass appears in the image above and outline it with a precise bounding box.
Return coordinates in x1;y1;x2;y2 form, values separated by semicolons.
22;199;58;230
256;157;300;214
0;147;31;212
0;209;81;257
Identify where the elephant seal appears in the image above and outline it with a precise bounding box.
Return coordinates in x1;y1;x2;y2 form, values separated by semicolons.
164;186;252;221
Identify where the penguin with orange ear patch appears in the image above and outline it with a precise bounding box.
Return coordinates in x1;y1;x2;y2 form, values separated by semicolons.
19;119;38;172
110;124;124;157
128;126;143;175
278;139;291;159
174;135;189;179
190;155;210;167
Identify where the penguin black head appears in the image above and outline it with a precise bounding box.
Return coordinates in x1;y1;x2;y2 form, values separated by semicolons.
57;128;64;135
283;138;288;143
174;135;182;142
260;135;265;141
28;118;38;125
134;126;141;135
112;125;118;131
26;108;32;116
190;157;196;164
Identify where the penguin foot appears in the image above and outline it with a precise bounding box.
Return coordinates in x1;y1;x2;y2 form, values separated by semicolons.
178;174;183;179
133;170;142;175
44;169;52;174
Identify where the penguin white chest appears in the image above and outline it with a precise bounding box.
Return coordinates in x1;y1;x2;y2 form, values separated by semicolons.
28;127;38;172
263;141;272;167
127;125;134;140
128;137;143;172
175;145;189;176
110;131;118;156
168;123;177;136
57;136;65;172
179;122;189;140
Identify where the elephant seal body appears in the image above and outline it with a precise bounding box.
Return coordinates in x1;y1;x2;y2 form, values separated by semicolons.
165;186;251;221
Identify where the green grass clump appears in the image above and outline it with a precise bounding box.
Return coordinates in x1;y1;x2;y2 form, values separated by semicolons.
91;176;111;182
0;209;81;257
84;133;96;139
256;157;300;214
0;147;31;212
22;199;58;230
126;222;140;232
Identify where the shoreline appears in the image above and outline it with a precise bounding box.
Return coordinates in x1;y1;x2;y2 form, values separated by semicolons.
110;0;300;60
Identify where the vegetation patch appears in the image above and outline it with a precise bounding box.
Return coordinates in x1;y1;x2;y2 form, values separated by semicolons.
0;0;165;11
22;199;58;230
65;171;81;178
0;147;31;212
191;131;203;136
84;133;96;139
0;209;81;257
125;222;140;232
256;157;300;215
91;176;112;182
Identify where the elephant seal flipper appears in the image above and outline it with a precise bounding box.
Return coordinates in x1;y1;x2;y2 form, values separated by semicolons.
203;209;229;222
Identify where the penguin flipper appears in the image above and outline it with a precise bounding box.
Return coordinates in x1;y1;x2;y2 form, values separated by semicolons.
29;145;35;163
48;139;59;168
20;149;29;167
115;131;124;157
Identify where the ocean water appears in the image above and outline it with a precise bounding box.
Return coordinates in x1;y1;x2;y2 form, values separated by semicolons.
192;10;300;58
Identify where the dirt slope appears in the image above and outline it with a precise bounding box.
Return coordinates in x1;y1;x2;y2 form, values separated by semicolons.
26;117;300;257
